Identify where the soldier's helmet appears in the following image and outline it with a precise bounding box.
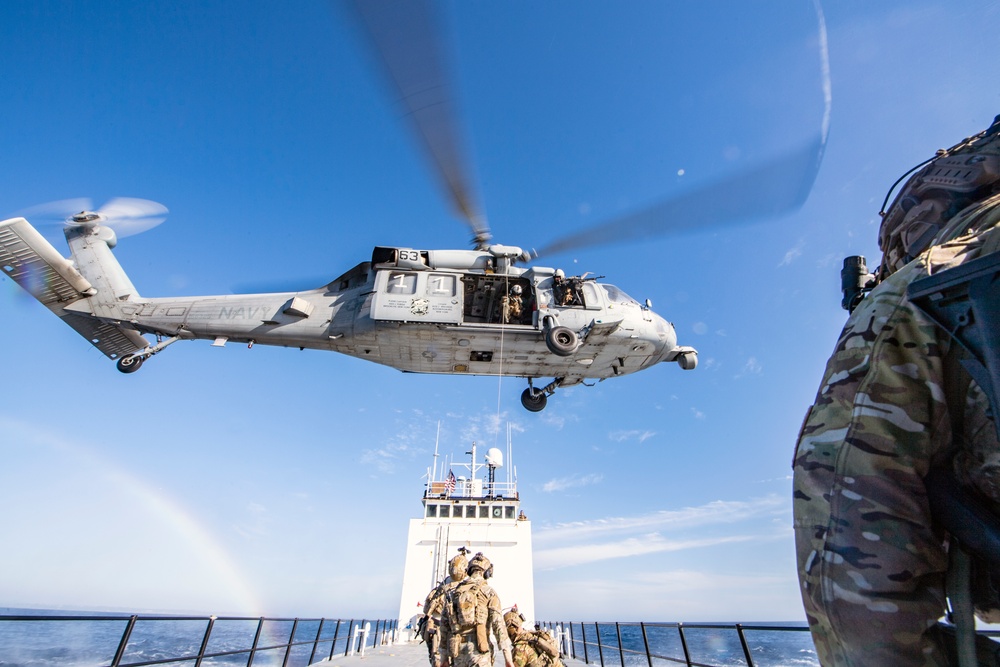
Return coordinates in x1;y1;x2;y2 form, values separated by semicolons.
879;115;1000;276
448;553;468;581
504;610;524;633
511;284;522;295
468;552;494;579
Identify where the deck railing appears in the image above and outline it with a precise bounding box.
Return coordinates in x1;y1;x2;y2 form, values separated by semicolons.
538;621;817;667
0;613;397;667
538;620;1000;667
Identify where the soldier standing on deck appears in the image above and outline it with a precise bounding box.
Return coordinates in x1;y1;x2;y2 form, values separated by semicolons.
438;552;514;667
422;551;469;667
793;116;1000;666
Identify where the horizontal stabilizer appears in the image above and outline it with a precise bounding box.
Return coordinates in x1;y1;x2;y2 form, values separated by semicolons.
0;217;94;306
1;217;147;360
60;312;148;360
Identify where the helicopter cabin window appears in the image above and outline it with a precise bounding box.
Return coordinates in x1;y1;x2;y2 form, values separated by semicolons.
603;284;637;305
387;272;417;294
427;274;456;297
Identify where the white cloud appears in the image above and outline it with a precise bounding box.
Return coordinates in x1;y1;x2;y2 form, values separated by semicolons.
535;496;787;545
534;533;754;569
541;473;604;493
609;429;656;443
779;239;805;267
735;356;763;379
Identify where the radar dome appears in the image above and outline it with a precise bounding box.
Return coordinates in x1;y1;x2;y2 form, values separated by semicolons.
485;447;504;467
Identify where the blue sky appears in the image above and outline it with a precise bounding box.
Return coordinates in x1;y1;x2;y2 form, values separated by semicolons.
1;0;998;622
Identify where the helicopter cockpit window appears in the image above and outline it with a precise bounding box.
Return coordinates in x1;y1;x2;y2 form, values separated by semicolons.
603;284;637;305
386;272;417;294
427;274;456;297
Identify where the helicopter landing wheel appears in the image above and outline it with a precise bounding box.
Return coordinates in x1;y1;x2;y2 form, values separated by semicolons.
116;355;144;374
520;388;547;412
678;351;698;370
545;326;578;356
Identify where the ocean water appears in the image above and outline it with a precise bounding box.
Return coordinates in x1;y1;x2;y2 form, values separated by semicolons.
0;609;374;667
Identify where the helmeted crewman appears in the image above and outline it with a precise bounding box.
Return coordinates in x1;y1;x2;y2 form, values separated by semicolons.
422;552;469;666
794;115;1000;665
438;552;514;667
504;608;562;667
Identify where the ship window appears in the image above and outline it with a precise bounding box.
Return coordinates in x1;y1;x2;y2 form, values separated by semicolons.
479;505;489;518
387;272;417;294
427;274;456;297
465;505;476;518
505;506;516;519
491;506;502;518
426;505;437;518
440;505;450;518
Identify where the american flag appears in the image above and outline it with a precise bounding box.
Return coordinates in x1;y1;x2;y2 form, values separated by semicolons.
445;470;456;494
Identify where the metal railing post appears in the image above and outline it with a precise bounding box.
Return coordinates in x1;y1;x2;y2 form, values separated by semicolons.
736;624;755;667
109;615;138;667
194;616;216;667
677;624;692;667
329;619;342;660
345;620;355;656
639;623;652;667
309;619;326;665
374;619;382;646
615;622;624;667
247;617;265;667
281;618;299;667
581;622;589;664
596;623;605;667
569;623;576;660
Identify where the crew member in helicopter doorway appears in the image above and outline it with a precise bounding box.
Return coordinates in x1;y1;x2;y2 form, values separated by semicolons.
793;115;1000;666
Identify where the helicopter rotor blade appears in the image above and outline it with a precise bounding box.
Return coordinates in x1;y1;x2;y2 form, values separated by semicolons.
12;198;94;225
344;0;491;248
94;197;169;237
534;134;827;259
11;197;168;238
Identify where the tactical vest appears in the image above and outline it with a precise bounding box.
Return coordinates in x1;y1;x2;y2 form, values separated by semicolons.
446;578;490;654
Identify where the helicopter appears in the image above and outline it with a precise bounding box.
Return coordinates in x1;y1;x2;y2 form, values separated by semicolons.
0;2;826;412
0;200;695;412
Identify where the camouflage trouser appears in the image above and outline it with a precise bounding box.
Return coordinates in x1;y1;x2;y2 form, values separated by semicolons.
450;641;494;667
427;631;440;667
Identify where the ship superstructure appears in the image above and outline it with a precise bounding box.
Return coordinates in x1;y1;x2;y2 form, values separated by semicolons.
396;433;535;639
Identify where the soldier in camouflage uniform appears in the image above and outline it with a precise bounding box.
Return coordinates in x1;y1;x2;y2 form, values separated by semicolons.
793;117;1000;666
438;552;514;667
504;609;563;667
422;552;470;667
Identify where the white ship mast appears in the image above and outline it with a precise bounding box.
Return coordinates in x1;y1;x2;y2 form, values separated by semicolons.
396;429;534;639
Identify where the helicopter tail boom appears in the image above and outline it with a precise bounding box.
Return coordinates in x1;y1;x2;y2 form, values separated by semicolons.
0;217;147;361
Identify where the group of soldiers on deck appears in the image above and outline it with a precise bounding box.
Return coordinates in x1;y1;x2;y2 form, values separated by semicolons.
418;549;563;667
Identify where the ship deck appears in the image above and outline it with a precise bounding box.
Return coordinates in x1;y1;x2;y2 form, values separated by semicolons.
312;640;586;667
